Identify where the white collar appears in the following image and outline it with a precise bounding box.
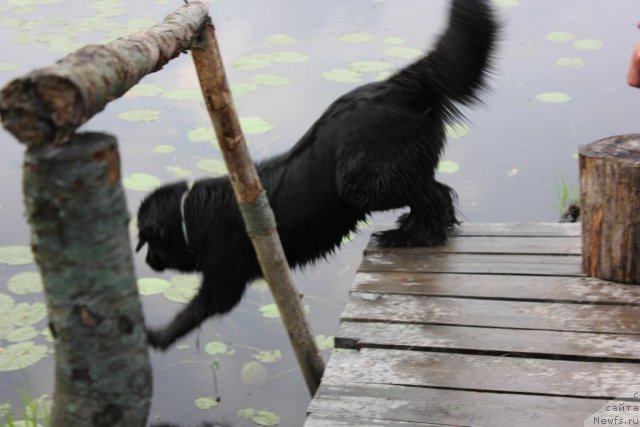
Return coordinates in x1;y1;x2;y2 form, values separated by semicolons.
180;181;194;247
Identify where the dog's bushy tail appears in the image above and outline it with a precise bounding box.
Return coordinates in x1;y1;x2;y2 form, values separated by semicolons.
390;0;499;118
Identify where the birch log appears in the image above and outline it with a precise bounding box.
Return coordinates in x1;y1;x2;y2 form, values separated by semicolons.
0;1;208;148
580;134;640;283
23;133;151;427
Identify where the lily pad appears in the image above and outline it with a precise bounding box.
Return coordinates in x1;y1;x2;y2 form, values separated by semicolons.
315;335;335;350
238;408;281;426
0;245;33;265
322;68;362;83
383;36;404;45
162;89;202;101
118;109;161;122
556;57;586;68
383;46;422;60
266;34;296;46
259;303;308;318
270;51;309;63
7;326;40;343
250;279;269;292
0;18;23;28
0;293;16;312
41;327;54;342
535;92;571;103
250;73;290;87
195;397;219;410
231;82;258;97
241;116;274;134
123;173;161;191
340;32;375;44
170;274;200;289
205;341;228;356
125;83;164;97
7;272;43;295
348;60;392;73
0;341;48;372
232;54;272;71
574;39;603;51
166;166;192;178
188;127;217;143
153;145;175;154
375;71;393;81
0;62;20;72
255;350;281;363
546;31;574;42
11;302;47;326
445;123;470;139
163;286;198;304
259;304;280;319
437;160;460;174
491;0;519;7
137;277;171;296
197;158;228;176
240;361;268;385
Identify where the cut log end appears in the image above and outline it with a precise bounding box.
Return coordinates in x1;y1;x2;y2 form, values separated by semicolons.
580;134;640;283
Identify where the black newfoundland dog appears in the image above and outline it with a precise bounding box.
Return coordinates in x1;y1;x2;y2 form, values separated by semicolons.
136;0;499;350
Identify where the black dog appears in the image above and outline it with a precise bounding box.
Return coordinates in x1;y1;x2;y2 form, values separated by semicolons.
136;0;498;350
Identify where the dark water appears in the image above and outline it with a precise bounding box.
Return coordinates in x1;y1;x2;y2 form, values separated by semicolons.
0;0;638;425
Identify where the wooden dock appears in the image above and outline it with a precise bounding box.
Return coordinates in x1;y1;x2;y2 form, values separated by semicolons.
305;223;640;427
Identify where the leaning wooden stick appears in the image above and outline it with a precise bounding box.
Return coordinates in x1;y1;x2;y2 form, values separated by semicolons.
189;15;325;394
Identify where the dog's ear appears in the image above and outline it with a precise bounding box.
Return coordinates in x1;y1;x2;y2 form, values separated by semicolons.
135;238;147;253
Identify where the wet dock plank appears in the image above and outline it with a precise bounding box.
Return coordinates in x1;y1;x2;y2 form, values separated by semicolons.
305;223;640;427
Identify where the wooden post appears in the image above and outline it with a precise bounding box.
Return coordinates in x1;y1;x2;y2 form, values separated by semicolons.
579;134;640;283
23;133;151;427
189;17;325;394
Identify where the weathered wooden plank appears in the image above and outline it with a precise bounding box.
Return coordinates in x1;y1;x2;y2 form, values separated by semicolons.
368;236;582;255
336;321;640;361
352;272;640;304
374;222;581;237
451;222;581;237
308;382;609;427
322;348;640;398
304;413;445;426
342;293;640;334
360;252;584;276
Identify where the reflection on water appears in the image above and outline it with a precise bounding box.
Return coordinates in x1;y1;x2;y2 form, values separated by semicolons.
0;0;638;425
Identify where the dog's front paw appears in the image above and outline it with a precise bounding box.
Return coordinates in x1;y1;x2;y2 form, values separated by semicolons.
146;327;172;351
374;229;446;248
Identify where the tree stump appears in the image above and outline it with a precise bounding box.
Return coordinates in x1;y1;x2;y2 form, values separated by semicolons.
23;132;151;427
579;134;640;283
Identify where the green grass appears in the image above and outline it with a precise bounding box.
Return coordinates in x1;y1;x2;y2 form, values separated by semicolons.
555;175;580;213
1;387;51;427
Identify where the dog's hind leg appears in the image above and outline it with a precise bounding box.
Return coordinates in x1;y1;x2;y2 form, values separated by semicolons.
374;181;456;247
147;278;246;350
337;152;457;247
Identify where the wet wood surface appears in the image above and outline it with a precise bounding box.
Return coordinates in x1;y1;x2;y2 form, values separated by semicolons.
305;223;640;427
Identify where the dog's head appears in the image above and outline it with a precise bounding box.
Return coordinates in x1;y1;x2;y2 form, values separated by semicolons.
135;181;198;273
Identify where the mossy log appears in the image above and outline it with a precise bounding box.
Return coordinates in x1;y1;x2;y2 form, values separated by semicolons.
23;133;151;427
579;134;640;283
0;1;208;148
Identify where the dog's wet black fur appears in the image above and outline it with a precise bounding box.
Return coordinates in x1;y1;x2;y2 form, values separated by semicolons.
136;0;499;350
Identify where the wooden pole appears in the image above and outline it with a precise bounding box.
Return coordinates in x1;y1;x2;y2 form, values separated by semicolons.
0;1;208;148
579;134;640;283
189;16;325;394
23;133;151;427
